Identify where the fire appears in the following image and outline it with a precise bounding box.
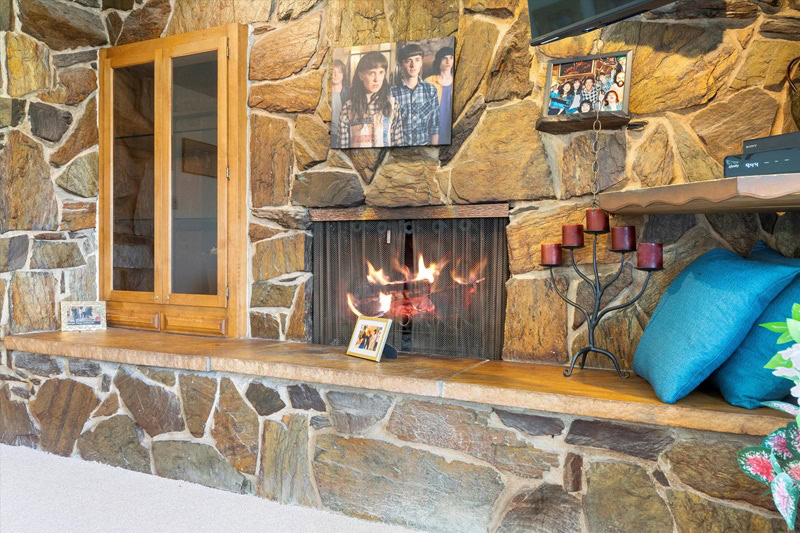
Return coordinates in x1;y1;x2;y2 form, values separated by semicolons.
346;253;485;320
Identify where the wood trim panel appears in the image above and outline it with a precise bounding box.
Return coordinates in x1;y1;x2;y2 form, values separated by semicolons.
309;203;510;222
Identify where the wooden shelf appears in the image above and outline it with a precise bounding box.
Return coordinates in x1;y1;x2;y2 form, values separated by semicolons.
309;203;509;222
536;112;631;134
599;173;800;215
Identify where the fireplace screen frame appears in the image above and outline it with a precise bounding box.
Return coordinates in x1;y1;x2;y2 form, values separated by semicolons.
312;210;508;360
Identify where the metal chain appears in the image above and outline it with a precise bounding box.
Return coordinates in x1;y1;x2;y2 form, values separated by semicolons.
591;89;604;209
590;36;604;209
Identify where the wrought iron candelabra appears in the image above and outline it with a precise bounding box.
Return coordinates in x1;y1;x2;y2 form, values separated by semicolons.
541;209;664;379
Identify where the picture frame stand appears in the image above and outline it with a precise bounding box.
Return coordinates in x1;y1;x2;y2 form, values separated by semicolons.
381;343;399;360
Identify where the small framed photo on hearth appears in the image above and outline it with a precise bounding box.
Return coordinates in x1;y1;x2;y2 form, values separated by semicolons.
60;301;107;332
347;316;393;362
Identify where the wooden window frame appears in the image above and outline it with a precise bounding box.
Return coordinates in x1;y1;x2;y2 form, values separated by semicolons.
99;24;248;338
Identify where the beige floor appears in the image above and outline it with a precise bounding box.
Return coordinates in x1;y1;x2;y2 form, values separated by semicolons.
0;444;422;533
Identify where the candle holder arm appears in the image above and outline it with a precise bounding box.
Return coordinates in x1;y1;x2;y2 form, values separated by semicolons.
569;249;596;289
598;253;627;303
597;271;652;322
549;267;592;327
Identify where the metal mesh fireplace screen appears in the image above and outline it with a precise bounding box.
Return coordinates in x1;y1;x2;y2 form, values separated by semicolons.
313;218;508;360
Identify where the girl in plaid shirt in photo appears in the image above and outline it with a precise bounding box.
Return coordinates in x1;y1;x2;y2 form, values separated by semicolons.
337;51;403;149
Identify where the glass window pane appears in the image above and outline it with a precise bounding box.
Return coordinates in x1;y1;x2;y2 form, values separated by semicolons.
171;51;218;295
113;62;155;292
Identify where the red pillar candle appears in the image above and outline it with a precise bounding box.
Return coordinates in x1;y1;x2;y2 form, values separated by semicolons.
586;209;610;232
637;243;664;270
611;226;636;252
541;243;563;266
562;224;585;248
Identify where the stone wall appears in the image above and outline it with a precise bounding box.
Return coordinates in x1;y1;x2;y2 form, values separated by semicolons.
1;0;799;367
0;352;787;532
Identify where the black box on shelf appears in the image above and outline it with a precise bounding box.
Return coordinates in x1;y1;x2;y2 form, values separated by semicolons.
743;132;800;154
724;147;800;178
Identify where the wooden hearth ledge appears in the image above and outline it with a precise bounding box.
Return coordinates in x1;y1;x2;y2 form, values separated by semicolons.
5;329;789;436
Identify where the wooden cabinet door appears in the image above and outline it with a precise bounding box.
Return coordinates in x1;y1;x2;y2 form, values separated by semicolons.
160;38;229;309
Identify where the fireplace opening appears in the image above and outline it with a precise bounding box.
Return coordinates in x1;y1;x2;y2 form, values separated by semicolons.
313;217;508;359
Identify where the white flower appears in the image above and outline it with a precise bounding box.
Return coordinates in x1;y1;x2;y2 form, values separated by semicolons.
779;343;800;367
773;366;800;380
791;384;800;400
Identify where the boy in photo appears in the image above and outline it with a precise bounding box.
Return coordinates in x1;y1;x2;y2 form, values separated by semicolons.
392;43;440;146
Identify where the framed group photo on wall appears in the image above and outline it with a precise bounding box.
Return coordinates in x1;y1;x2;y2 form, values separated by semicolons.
347;316;393;362
543;50;633;118
330;37;455;149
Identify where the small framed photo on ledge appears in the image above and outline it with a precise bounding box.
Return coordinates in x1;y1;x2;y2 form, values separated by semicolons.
60;301;107;332
347;316;393;362
543;49;633;117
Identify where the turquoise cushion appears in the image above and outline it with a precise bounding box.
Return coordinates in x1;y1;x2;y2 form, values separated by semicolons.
710;242;800;408
633;247;800;404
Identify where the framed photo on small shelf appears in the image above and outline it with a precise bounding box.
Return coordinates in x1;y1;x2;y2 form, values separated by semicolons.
60;301;107;331
346;316;393;362
182;138;217;178
538;50;633;134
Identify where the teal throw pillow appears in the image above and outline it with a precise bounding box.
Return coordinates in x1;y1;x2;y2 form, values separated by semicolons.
710;242;800;408
633;247;800;404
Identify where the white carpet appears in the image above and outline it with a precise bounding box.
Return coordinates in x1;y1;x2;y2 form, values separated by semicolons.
0;444;421;533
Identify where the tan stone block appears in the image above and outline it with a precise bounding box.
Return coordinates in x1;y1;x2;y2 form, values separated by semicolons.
276;0;319;20
389;0;458;41
633;124;675;188
1;131;59;233
50;97;99;168
114;369;185;437
668;490;783;533
367;150;443;207
485;5;534;103
327;0;389;46
463;0;517;17
667;114;723;183
94;393;119;417
10;271;59;334
248;70;323;113
0;386;39;447
452;101;554;203
602;22;739;114
167;0;272;35
497;484;582;533
6;33;49;98
558;131;627;199
388;399;559;479
57;152;99;198
39;67;97;106
19;0;107;51
115;0;171;46
249;223;283;243
259;415;316;505
314;434;503;533
31;378;99;456
453;17;499;117
252;233;308;281
502;276;568;364
153;440;252;493
286;280;310;341
251;12;321;81
60;202;96;232
77;415;150;473
106;11;123;45
251;114;291;207
179;374;216;438
212;378;259;475
666;439;775;511
250;311;281;339
690;88;778;164
585;463;674;533
30;240;85;269
732;38;800;89
345;148;386;184
539;30;601;58
293;113;329;169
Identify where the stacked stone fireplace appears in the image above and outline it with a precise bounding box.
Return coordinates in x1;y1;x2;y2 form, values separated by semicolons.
312;216;508;359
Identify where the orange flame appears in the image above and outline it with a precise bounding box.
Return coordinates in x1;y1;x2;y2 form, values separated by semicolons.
378;292;392;314
413;254;442;284
452;258;487;285
366;262;394;285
